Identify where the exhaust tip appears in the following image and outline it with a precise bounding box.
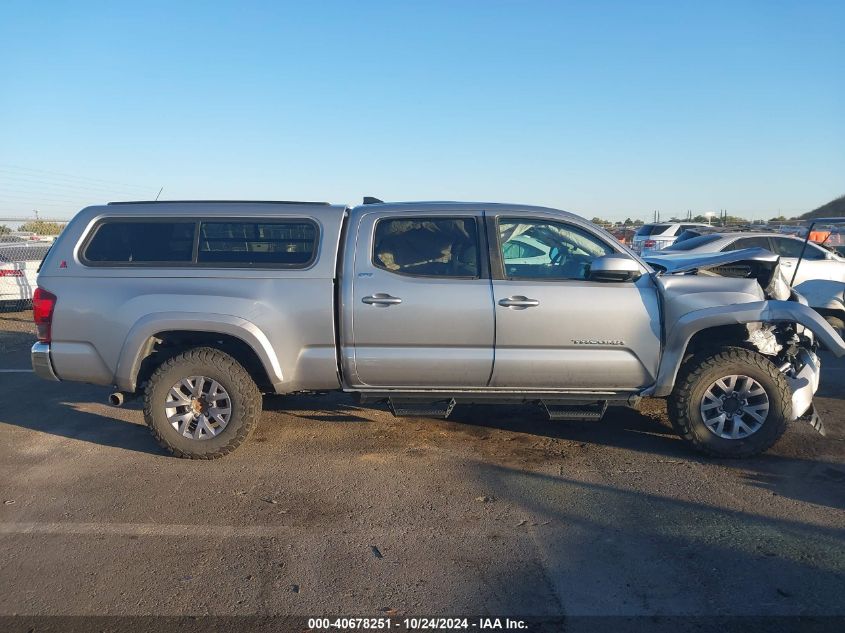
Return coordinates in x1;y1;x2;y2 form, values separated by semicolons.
109;392;125;407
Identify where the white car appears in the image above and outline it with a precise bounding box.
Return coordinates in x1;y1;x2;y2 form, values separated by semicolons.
500;234;552;264
657;232;845;333
0;241;51;309
631;222;710;253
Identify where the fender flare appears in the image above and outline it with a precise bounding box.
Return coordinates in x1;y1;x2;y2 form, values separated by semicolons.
646;300;845;398
114;312;284;393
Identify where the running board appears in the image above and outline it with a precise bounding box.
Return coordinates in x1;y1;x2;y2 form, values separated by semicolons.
541;400;608;421
389;398;457;419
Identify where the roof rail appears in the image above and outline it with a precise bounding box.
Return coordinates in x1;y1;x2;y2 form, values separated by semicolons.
107;200;331;206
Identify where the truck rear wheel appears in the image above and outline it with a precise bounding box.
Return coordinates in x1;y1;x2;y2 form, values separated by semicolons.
143;347;262;459
667;347;791;458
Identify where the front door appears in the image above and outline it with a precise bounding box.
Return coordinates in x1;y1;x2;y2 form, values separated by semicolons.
488;214;661;391
768;237;841;285
349;211;495;388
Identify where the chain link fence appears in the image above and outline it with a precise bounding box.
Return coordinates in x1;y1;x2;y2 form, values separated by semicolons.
0;235;53;311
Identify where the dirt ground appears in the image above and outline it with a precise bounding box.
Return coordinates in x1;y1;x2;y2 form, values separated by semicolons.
0;308;843;628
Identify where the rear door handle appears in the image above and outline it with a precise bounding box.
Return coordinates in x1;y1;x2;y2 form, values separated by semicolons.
498;296;540;308
362;293;402;306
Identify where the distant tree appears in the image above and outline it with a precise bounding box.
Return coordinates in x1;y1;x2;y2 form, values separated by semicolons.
0;224;10;235
769;215;787;223
623;218;633;225
691;215;709;223
18;220;64;235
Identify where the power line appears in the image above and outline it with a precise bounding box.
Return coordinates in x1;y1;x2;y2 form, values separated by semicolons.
0;173;156;197
0;163;153;191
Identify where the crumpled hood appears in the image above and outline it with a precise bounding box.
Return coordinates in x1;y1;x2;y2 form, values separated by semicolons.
643;247;779;274
645;247;790;300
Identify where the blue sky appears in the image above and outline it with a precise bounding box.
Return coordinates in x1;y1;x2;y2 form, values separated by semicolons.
1;0;843;221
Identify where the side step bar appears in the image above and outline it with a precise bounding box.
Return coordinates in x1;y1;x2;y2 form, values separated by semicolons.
541;400;608;421
389;398;457;419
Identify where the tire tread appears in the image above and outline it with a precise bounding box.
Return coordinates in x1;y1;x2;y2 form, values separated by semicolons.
668;346;791;458
143;347;261;459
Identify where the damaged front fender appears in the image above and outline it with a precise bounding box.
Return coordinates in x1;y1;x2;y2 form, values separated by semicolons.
646;300;845;398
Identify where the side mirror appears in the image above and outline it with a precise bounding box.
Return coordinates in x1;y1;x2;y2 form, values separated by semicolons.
587;254;642;282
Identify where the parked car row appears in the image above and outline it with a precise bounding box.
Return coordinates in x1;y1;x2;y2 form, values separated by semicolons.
0;239;52;310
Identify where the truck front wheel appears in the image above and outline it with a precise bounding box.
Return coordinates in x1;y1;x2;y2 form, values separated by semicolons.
667;347;791;458
143;347;262;458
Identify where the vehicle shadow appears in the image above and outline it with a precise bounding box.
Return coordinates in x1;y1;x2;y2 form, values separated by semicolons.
0;382;167;456
263;391;380;423
447;401;845;511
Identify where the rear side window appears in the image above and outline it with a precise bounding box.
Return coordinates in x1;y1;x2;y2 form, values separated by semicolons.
635;224;672;236
83;221;196;263
198;221;317;266
373;217;479;277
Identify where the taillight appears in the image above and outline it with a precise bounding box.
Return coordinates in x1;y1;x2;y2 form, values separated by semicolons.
32;288;57;343
643;240;656;248
0;269;24;277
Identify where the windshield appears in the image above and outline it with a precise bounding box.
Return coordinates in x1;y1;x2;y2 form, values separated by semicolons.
664;234;721;251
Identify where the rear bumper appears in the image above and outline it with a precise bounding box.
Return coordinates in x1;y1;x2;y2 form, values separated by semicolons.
31;342;59;382
788;348;819;420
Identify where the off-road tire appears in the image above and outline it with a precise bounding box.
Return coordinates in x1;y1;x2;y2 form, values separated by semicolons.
668;347;791;458
144;347;262;459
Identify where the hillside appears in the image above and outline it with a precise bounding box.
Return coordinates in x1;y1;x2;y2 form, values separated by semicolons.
801;194;845;219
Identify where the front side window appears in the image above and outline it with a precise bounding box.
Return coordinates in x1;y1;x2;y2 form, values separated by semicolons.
373;217;480;278
198;221;317;266
498;218;613;280
770;237;825;259
84;221;196;263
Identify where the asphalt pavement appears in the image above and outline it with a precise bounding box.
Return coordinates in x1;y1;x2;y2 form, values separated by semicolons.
0;309;843;628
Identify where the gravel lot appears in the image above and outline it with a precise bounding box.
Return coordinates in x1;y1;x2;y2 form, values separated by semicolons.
0;308;843;628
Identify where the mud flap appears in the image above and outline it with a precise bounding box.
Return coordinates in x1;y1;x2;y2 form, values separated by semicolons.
799;404;825;436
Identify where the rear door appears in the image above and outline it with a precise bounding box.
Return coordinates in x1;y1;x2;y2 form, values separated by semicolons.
487;213;661;391
348;210;495;387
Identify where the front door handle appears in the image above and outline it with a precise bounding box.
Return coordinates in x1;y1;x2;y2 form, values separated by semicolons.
362;293;403;306
498;296;540;308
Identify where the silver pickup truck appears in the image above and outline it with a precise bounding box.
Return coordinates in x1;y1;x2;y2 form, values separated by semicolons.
31;200;845;459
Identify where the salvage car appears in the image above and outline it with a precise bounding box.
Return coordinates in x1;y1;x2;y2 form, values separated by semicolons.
31;200;845;459
658;230;845;334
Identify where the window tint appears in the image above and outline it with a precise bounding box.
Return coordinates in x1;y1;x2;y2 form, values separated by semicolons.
198;221;317;266
723;236;772;252
498;218;613;280
84;221;195;263
373;217;479;277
